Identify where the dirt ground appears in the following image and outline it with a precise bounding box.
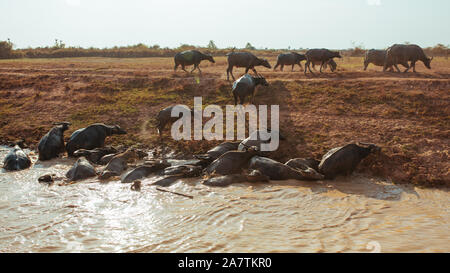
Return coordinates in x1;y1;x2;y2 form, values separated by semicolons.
0;56;449;186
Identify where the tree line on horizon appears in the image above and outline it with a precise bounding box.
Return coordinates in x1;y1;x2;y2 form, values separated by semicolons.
0;39;448;59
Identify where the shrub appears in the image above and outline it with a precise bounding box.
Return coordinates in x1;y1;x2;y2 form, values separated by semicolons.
0;40;13;58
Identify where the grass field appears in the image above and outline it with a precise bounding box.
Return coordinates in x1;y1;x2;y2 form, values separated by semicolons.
0;56;449;186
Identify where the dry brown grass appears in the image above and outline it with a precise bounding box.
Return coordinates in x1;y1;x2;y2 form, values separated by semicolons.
0;56;448;187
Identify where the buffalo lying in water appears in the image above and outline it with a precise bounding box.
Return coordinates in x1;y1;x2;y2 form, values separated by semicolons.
121;160;171;184
37;122;71;161
285;158;320;172
238;129;285;153
73;146;119;164
205;147;260;176
194;141;241;166
3;145;31;171
66;157;97;181
318;143;380;179
66;123;126;156
202;170;269;187
249;156;324;181
99;148;139;180
152;164;203;187
203;174;247;187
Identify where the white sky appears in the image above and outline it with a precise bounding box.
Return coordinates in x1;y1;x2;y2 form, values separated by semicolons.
1;0;449;49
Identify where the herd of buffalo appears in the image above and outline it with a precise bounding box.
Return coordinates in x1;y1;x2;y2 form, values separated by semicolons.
173;43;433;105
3;122;380;188
2;42;433;188
174;43;433;78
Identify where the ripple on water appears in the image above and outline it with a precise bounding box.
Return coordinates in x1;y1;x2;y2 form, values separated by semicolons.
0;147;449;252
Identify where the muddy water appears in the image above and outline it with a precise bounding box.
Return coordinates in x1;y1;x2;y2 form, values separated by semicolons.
0;147;448;253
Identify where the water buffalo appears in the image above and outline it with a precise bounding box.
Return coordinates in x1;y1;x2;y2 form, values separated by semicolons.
304;48;341;75
73;146;119;164
273;52;306;72
194;141;241;165
66;123;126;156
202;169;270;187
285;158;320;172
99;154;115;165
99;148;139;180
66;157;97;181
121;160;170;184
155;105;192;137
152;164;202;186
238;129;285;154
232;74;268;105
384;44;433;73
205;147;260;176
38;122;71;161
202;174;248;187
248;156;324;181
364;49;397;71
318;142;380;179
3;145;31;171
226;52;271;81
311;59;337;72
174;50;215;74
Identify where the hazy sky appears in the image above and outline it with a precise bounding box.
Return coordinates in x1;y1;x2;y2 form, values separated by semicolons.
1;0;449;49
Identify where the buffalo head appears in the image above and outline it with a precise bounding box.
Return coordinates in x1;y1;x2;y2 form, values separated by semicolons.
255;76;269;87
332;51;342;58
358;142;381;153
328;60;337;72
260;59;271;69
206;55;215;63
112;125;127;135
53;121;71;131
424;56;433;69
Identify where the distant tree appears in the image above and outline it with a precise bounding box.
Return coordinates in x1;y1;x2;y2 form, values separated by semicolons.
54;39;66;49
133;43;148;48
245;42;255;50
178;44;196;51
0;40;13;58
351;41;365;49
207;40;218;50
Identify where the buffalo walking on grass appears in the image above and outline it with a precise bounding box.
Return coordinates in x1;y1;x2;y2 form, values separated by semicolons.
231;74;268;105
174;50;215;74
383;44;433;73
273;52;306;72
363;49;395;71
304;48;341;75
226;52;271;81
